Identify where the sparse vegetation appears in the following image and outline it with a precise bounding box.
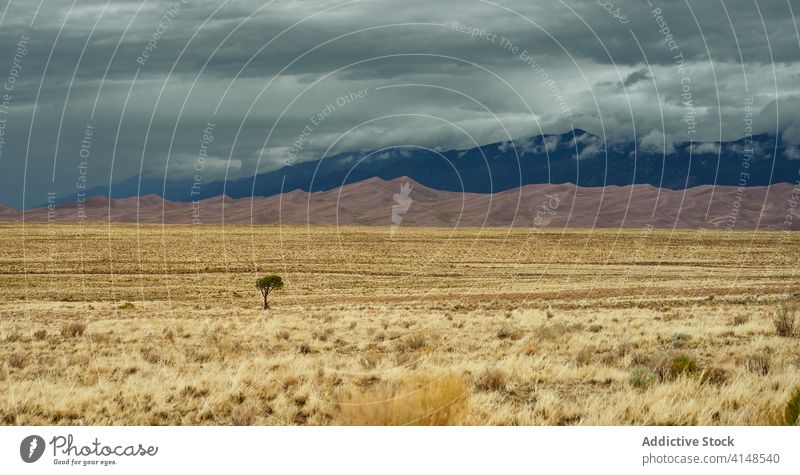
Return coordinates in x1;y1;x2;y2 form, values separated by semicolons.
745;353;771;375
732;314;750;326
6;353;28;369
60;322;87;338
588;324;603;333
701;366;729;386
338;374;467;425
256;275;284;310
668;354;700;378
783;387;800;426
474;368;507;392
1;224;799;425
496;325;522;340
629;366;656;389
671;332;692;348
774;300;798;337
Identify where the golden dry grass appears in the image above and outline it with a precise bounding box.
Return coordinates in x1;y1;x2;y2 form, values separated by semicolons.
1;223;799;425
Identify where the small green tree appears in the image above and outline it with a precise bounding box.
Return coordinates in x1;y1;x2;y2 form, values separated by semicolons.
256;275;283;310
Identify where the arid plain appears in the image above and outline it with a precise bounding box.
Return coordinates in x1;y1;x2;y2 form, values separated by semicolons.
1;223;799;425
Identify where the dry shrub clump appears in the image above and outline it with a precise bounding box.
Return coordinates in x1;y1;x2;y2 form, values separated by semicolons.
406;335;427;351
61;322;87;338
745;353;771;375
635;352;701;381
731;314;750;326
774;301;798;337
6;352;29;369
338;374;468;425
140;346;163;365
3;332;21;343
700;366;729;386
574;346;596;367
666;354;700;378
496;325;522;340
533;322;582;341
783;387;800;426
474;368;507;392
670;332;692;348
629;351;709;388
629;366;656;389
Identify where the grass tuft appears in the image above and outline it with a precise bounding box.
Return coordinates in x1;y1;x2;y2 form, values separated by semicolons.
338;374;468;425
629;366;656;389
774;301;798;337
61;322;87;338
474;368;507;392
783;387;800;426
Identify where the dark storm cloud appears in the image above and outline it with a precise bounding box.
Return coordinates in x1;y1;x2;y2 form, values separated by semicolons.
622;69;652;87
0;0;798;208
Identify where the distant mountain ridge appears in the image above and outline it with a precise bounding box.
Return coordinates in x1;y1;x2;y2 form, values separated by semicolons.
49;129;798;209
11;177;798;230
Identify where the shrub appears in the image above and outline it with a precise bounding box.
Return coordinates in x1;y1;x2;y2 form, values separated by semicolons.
231;401;259;426
338;374;468;425
4;332;21;343
732;314;750;326
180;385;210;398
629;351;651;367
629;366;656;389
649;353;701;380
774;301;798;337
671;332;692;348
61;322;87;338
139;346;162;364
7;352;28;369
118;302;135;310
298;343;312;355
407;335;427;351
745;353;771;375
574;346;595;366
783;387;800;426
474;368;507;392
496;325;522;340
669;354;699;376
700;366;729;386
534;322;582;340
588;324;603;333
33;329;47;341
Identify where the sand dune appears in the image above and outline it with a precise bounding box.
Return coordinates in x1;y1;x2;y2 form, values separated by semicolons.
6;177;797;229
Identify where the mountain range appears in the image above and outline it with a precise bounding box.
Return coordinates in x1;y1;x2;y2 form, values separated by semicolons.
7;177;796;230
50;129;799;207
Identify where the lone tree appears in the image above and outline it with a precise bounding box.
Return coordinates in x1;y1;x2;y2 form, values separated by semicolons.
256;275;284;310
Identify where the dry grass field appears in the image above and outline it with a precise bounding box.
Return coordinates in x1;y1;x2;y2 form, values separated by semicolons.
1;222;799;425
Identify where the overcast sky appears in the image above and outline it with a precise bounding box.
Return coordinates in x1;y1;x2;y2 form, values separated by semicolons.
0;0;799;207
